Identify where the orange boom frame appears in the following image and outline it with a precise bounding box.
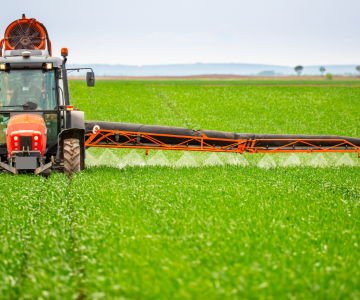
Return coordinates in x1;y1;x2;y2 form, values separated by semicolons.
85;129;360;157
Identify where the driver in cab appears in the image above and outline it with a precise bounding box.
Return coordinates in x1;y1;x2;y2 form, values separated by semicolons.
10;72;42;109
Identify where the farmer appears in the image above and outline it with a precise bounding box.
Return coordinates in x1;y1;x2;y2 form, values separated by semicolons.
10;71;42;108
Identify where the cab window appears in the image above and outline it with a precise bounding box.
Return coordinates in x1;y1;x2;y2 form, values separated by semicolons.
0;69;57;111
0;113;9;146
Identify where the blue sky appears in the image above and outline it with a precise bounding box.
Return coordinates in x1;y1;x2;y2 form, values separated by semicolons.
1;0;359;66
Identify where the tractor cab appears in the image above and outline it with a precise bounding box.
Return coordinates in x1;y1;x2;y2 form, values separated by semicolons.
0;15;94;175
0;53;65;169
0;61;62;147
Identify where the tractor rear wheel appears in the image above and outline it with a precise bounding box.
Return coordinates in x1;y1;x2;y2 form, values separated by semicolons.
63;138;81;175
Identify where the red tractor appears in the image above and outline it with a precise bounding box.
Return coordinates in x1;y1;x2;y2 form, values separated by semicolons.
0;15;93;175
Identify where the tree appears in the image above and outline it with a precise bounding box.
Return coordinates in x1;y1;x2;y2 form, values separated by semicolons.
356;66;360;76
294;65;303;76
325;73;333;80
319;66;326;76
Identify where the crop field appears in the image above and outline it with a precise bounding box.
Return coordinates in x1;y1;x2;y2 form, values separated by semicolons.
1;80;360;299
70;77;360;87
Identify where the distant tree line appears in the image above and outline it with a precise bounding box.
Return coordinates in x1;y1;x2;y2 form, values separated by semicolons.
294;65;360;77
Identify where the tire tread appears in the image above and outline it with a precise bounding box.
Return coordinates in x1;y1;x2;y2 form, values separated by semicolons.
63;138;80;175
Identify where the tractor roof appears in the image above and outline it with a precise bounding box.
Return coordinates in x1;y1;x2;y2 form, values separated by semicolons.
0;50;62;68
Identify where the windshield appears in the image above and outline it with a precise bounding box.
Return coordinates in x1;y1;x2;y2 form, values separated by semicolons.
0;70;57;111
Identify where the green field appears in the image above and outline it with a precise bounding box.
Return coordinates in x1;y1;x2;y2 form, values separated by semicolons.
81;77;360;86
1;80;360;299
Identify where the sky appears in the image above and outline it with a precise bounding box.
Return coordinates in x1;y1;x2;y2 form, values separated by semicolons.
1;0;359;66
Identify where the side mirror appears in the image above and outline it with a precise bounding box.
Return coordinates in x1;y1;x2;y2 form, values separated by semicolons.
86;72;95;87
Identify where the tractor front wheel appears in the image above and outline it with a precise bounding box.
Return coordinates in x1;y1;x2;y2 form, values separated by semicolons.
63;138;81;175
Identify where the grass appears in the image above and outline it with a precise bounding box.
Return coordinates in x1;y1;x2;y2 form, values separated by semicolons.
71;82;360;136
1;80;360;299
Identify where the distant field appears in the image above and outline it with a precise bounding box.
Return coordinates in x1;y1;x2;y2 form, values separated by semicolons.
1;80;359;299
69;76;360;86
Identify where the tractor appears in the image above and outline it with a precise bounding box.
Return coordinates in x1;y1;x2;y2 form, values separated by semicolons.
0;15;93;175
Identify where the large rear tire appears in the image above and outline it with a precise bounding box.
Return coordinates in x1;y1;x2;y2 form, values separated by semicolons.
63;138;81;175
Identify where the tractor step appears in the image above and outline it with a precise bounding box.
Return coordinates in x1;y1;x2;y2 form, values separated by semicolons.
0;161;16;174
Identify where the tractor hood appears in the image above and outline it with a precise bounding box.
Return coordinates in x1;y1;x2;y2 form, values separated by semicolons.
6;114;47;156
7;114;46;132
